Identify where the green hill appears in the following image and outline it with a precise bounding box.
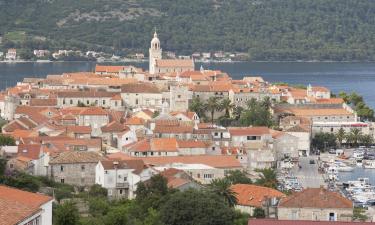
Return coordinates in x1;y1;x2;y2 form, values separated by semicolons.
1;0;375;61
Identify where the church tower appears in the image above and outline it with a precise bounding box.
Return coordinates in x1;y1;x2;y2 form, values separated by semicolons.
149;31;162;74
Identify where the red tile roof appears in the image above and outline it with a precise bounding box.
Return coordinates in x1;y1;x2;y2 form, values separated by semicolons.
141;155;241;168
229;127;270;136
279;188;352;209
17;144;41;160
79;107;108;116
231;184;285;207
0;185;52;225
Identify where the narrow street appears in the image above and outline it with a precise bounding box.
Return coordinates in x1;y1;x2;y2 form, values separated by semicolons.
292;155;325;188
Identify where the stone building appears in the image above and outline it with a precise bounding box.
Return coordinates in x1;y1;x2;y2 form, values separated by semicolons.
149;31;194;74
49;151;103;186
278;188;353;221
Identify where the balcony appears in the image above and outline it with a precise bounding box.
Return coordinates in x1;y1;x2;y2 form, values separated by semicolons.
116;182;129;188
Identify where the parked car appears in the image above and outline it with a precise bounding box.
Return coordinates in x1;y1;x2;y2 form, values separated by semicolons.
309;159;315;164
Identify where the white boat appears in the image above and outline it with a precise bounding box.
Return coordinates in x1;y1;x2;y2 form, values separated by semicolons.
346;178;372;191
353;150;364;159
334;161;354;172
363;160;375;169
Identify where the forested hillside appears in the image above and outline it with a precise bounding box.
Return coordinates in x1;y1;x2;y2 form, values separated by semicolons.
1;0;375;61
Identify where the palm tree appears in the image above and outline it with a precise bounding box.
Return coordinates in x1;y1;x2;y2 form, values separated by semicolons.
347;128;362;147
336;128;346;147
205;96;222;123
208;178;238;207
360;134;374;147
261;96;272;110
189;96;206;120
220;98;235;118
255;168;278;189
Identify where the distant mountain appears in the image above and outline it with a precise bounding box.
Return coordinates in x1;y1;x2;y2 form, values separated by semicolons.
1;0;375;61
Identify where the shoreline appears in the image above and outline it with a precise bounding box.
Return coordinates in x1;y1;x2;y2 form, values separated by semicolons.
2;60;375;64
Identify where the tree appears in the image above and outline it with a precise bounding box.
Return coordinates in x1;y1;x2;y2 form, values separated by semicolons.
239;98;273;127
54;201;80;225
104;205;133;225
352;207;368;222
252;207;265;218
346;128;362;147
189;96;206;120
335;128;346;147
205;96;222;123
220;98;235;118
0;135;15;146
225;170;252;185
360;134;374;147
89;197;110;217
160;190;235;225
208;178;238;207
89;184;108;198
312;132;337;151
0;157;6;176
255;168;278;189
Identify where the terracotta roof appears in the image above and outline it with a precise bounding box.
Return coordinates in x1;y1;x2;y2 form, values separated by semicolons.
247;220;368;225
95;65;126;73
279;188;352;208
49;151;103;164
315;98;344;104
66;125;92;134
287;108;352;117
0;185;52;225
101;121;127;133
79;107;108;116
17;144;41;160
125;117;145;125
231;184;285;207
312;86;330;92
177;140;208;148
141;155;241;168
155;59;194;68
100;159;145;174
29;98;57;106
128;138;178;152
154;124;193;134
121;83;161;93
107;152;133;160
229;127;270;136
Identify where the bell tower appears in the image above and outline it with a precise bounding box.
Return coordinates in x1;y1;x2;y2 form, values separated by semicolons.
149;31;162;74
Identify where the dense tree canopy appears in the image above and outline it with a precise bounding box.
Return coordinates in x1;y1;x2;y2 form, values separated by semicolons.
160;190;235;225
2;0;375;61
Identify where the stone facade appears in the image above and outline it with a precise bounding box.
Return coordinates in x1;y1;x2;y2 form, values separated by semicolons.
277;207;353;222
49;162;98;186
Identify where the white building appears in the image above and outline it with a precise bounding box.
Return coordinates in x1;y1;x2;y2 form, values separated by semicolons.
149;31;194;74
0;185;53;225
5;48;17;60
95;159;151;199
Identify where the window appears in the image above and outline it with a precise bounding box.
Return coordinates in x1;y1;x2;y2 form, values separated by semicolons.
70;99;73;104
87;100;90;105
81;165;85;171
135;99;139;105
115;101;118;106
61;178;64;183
197;173;200;178
247;136;257;140
203;174;214;179
178;95;181;99
120;189;123;194
60;165;64;172
105;170;108;174
329;212;336;221
103;100;106;105
124;177;127;181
